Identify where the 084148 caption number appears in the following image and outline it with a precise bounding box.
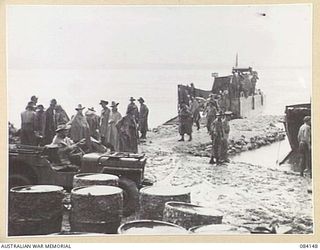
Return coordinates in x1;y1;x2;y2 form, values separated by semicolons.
300;244;318;248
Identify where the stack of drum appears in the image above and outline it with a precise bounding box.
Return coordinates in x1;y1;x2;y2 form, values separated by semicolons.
139;186;191;220
70;185;123;234
69;173;123;234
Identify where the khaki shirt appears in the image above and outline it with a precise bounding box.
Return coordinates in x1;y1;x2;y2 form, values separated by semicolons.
21;110;36;130
298;123;311;148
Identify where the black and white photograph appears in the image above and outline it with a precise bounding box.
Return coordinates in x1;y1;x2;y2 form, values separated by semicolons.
6;4;312;237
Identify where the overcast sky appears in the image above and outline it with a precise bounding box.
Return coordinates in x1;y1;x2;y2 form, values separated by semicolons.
7;4;312;70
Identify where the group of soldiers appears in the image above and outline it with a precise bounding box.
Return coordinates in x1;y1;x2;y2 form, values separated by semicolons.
19;95;149;154
178;90;232;165
229;69;259;98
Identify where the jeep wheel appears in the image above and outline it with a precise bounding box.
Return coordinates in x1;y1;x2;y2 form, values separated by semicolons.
118;177;139;217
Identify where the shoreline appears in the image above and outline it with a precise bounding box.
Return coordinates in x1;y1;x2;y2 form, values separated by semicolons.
152;115;286;158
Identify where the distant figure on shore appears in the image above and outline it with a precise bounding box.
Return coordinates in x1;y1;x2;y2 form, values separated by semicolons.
178;103;193;142
190;96;200;130
55;104;70;126
127;97;139;123
219;90;229;112
30;95;38;106
204;98;218;132
205;94;219;110
298;116;311;177
116;105;138;153
70;104;91;151
216;93;223;111
250;72;259;95
44;99;57;145
85;107;100;141
138;97;149;139
209;111;224;164
20;101;37;145
221;111;232;163
106;101;122;152
178;87;190;107
99;100;110;146
189;83;196;98
35;104;46;145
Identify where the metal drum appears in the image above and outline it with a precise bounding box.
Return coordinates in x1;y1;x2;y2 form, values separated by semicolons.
73;173;119;188
163;201;223;229
9;185;64;236
189;224;251;234
118;220;188;234
70;185;123;234
139;186;191;220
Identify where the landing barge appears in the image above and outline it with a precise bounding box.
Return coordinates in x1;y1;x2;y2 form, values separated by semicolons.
284;103;311;151
280;103;311;165
164;66;265;125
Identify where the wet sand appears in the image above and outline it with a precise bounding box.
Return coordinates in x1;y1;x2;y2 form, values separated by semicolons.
140;115;313;234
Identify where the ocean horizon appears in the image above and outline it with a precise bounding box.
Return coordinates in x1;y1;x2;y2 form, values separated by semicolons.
8;66;311;129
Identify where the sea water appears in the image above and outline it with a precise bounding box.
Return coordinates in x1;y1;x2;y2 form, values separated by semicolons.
7;66;311;129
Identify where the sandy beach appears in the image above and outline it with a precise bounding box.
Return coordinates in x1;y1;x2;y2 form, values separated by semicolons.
139;115;313;234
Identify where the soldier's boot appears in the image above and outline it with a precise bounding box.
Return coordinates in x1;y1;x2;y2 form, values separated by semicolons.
141;132;146;139
216;157;221;165
178;135;185;142
209;156;215;164
300;160;305;177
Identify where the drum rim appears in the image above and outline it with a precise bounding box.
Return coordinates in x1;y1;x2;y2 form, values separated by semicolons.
10;185;64;193
74;173;119;180
139;186;190;196
118;219;188;234
71;185;123;196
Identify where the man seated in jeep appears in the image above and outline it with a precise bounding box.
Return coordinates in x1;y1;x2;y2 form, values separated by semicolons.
51;124;76;149
47;124;108;165
46;124;81;165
